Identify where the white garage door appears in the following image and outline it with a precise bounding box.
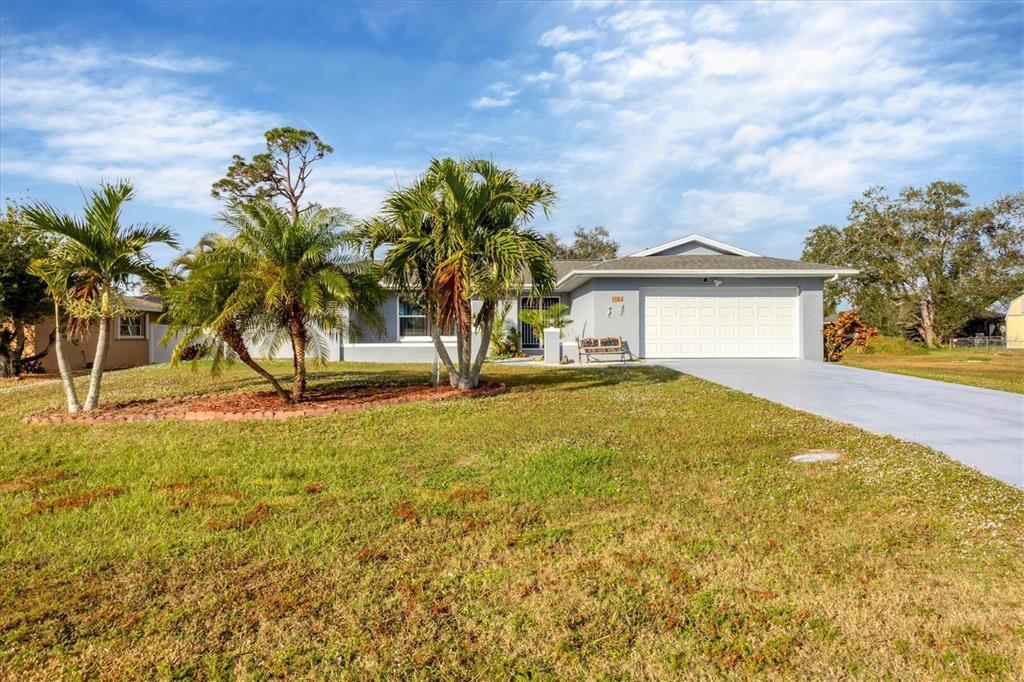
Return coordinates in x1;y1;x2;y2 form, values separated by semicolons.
643;287;799;358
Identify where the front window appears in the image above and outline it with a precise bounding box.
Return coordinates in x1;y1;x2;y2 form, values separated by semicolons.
398;297;454;338
399;298;429;338
118;315;144;338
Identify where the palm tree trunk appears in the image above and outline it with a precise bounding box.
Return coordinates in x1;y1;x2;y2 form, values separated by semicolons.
468;300;495;389
288;314;307;402
456;298;473;390
429;329;459;388
427;300;459;387
83;314;110;410
11;323;26;376
221;322;290;402
53;302;82;413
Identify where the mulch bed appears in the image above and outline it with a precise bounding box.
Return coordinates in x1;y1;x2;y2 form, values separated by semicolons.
23;382;506;425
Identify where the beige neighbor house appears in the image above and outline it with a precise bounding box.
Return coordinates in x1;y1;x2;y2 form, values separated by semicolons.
25;295;176;373
1007;293;1024;350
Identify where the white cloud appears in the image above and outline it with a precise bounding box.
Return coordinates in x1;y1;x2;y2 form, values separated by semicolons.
523;70;557;84
593;48;624;63
729;124;777;148
0;42;272;213
678;189;809;233
617;42;691;80
470;81;521;109
606;8;669;32
471;96;515;109
691;5;737;34
507;1;1020;253
127;53;227;73
538;25;599;48
553;51;584;79
305;164;416;219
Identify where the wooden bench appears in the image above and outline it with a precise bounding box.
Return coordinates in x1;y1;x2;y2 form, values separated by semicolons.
577;336;633;363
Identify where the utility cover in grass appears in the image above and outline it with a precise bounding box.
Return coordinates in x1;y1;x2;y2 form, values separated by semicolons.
791;451;842;463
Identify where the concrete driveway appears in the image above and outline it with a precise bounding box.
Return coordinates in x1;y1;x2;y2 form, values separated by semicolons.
656;359;1024;488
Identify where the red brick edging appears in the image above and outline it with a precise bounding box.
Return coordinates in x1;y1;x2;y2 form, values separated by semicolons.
23;383;506;425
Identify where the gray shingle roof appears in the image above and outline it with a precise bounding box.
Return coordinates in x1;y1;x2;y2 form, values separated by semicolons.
522;260;601;285
573;255;851;272
122;294;163;312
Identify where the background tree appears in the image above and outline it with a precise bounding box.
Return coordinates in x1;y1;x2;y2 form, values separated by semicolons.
803;182;1024;346
211;127;333;222
544;225;619;260
0;204;54;377
24;180;177;410
365;157;556;390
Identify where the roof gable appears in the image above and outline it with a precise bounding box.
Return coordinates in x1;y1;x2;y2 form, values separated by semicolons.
630;234;759;258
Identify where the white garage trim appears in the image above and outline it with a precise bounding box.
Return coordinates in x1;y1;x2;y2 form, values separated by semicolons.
641;286;800;359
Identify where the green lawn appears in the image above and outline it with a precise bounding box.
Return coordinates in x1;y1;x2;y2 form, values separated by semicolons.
1;362;1022;679
841;347;1024;394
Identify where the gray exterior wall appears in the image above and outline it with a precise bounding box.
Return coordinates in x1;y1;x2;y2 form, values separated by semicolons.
343;292;486;363
566;276;826;361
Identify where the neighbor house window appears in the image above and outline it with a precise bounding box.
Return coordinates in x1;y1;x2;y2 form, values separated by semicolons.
118;315;145;339
398;297;454;339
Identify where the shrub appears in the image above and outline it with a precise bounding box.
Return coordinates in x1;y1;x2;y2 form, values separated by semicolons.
823;311;878;362
491;325;522;359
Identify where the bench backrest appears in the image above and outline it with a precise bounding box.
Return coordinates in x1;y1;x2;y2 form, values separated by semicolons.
578;336;623;352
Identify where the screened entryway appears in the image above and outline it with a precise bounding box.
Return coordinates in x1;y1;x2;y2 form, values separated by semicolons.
519;296;560;348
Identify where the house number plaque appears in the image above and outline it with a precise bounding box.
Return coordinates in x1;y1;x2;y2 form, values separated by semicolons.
610;295;624;303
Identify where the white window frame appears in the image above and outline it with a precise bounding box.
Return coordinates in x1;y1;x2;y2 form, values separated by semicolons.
398;296;429;341
397;296;456;342
115;314;147;340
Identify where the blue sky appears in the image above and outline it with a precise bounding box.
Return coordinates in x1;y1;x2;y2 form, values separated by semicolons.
1;1;1021;265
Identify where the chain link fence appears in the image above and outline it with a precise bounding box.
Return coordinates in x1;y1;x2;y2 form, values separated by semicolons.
950;336;1006;348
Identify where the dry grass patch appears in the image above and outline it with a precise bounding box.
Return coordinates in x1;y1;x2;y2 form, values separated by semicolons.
207;502;272;531
28;485;125;514
842;347;1024;393
0;468;68;494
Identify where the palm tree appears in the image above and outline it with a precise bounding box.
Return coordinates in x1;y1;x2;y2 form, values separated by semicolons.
23;180;176;410
364;157;556;389
218;201;384;402
161;235;291;401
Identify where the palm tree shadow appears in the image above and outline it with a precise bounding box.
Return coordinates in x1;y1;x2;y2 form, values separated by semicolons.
485;364;679;394
156;361;675;399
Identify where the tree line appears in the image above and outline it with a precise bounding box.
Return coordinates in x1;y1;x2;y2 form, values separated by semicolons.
804;181;1023;346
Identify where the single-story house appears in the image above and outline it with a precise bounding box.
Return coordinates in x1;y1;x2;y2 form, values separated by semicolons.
1007;293;1024;350
22;234;856;370
26;295;176;373
339;234;857;363
958;308;1007;339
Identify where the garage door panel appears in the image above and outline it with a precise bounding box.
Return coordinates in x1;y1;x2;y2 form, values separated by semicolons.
643;287;799;358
